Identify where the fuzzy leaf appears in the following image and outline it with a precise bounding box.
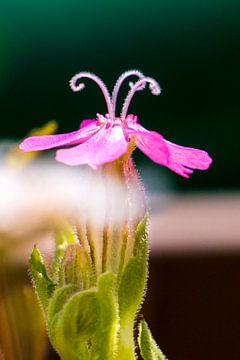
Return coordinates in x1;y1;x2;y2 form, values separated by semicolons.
48;287;98;360
138;320;167;360
29;245;56;312
91;272;119;360
47;284;79;325
47;273;120;360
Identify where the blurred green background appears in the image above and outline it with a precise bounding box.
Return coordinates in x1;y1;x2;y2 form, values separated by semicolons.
0;0;239;190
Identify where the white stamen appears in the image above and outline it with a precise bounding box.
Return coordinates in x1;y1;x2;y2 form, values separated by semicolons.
120;76;161;120
112;70;146;117
69;72;114;118
96;113;106;124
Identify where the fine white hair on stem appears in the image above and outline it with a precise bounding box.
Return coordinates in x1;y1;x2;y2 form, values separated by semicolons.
120;77;161;120
111;70;146;116
69;71;114;118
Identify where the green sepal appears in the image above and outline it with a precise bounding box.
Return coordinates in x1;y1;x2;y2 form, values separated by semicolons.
29;245;56;312
119;214;148;317
91;272;119;360
138;320;167;360
117;214;148;359
59;244;95;290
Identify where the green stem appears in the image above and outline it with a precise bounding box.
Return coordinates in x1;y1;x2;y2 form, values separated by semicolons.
116;316;136;360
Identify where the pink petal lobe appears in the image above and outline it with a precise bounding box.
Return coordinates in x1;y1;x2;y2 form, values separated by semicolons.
125;122;170;165
56;125;128;168
19;122;100;152
164;140;212;178
126;122;212;178
79;119;98;129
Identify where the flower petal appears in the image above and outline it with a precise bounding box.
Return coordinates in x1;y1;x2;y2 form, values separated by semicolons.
126;122;212;178
125;123;170;165
19;121;100;152
163;140;212;178
79;119;98;129
56;125;128;168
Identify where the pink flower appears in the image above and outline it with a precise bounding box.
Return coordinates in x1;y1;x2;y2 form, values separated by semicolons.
19;70;212;178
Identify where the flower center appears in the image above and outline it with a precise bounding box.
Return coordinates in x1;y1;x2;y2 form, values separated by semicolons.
96;113;123;127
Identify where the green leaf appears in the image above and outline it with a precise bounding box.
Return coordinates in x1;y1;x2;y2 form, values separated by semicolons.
47;284;79;324
29;245;56;312
138;320;167;360
48;287;98;360
117;214;148;360
91;272;119;360
48;273;120;360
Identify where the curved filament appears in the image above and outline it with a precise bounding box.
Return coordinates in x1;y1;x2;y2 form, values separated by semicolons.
120;77;161;120
112;70;145;117
69;71;114;117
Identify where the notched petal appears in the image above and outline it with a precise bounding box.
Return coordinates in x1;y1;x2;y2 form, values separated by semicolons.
19;122;100;152
164;140;212;178
126;120;212;178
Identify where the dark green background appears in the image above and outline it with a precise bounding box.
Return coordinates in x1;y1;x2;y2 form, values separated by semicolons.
0;0;239;189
